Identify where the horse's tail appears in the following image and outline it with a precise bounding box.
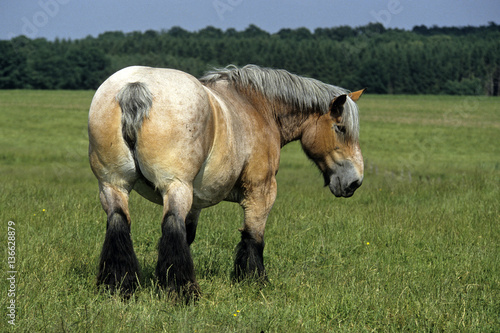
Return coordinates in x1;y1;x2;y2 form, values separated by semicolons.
116;82;153;147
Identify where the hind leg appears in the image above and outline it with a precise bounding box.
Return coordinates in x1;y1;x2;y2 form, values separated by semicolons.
156;181;200;298
96;183;140;295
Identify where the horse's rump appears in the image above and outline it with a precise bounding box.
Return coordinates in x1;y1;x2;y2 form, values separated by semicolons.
89;66;243;207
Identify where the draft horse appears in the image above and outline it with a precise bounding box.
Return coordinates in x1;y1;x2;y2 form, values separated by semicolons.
88;65;365;298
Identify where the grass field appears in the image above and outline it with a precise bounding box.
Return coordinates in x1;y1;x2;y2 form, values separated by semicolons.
1;91;499;332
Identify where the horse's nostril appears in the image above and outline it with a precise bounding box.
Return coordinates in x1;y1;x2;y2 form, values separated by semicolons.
348;179;362;191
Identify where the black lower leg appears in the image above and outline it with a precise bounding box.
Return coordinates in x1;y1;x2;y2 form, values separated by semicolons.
97;209;140;295
185;221;198;246
233;230;267;281
156;212;198;296
185;209;200;246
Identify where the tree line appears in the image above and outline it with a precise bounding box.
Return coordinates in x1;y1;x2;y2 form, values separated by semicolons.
1;22;499;95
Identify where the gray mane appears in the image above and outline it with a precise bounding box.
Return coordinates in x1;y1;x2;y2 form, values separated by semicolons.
200;64;359;141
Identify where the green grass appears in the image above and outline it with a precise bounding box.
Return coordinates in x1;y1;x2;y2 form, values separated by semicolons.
1;91;499;332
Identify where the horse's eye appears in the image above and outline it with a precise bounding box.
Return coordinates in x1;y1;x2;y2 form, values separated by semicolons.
334;124;346;134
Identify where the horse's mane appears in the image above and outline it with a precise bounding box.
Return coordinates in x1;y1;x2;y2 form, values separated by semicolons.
200;64;359;141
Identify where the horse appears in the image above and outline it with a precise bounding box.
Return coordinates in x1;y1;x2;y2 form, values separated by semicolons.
88;64;365;298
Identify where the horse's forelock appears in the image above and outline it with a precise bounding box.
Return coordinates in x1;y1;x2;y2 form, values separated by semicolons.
343;97;360;142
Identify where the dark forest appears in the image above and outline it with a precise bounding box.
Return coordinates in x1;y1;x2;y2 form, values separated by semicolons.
1;22;499;95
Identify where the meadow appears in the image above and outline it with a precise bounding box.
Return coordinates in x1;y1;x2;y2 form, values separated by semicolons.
0;90;499;332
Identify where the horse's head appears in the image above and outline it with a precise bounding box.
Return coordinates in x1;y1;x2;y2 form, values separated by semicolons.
300;89;365;198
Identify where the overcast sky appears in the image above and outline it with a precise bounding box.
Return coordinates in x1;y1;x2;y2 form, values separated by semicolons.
1;0;499;40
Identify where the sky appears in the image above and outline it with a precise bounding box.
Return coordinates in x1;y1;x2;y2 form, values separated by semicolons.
1;0;499;40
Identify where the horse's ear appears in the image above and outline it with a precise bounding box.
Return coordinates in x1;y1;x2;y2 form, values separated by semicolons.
329;94;347;121
348;88;366;102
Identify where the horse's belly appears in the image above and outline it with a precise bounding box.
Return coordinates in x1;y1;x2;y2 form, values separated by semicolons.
132;161;241;208
192;162;240;208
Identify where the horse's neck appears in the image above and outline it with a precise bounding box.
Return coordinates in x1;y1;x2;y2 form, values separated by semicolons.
271;103;313;147
208;82;312;147
235;89;312;146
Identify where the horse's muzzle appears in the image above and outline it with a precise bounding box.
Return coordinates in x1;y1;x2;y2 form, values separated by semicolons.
327;163;363;198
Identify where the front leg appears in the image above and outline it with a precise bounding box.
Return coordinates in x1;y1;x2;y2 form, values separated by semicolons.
234;177;277;281
185;208;201;246
234;229;267;281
